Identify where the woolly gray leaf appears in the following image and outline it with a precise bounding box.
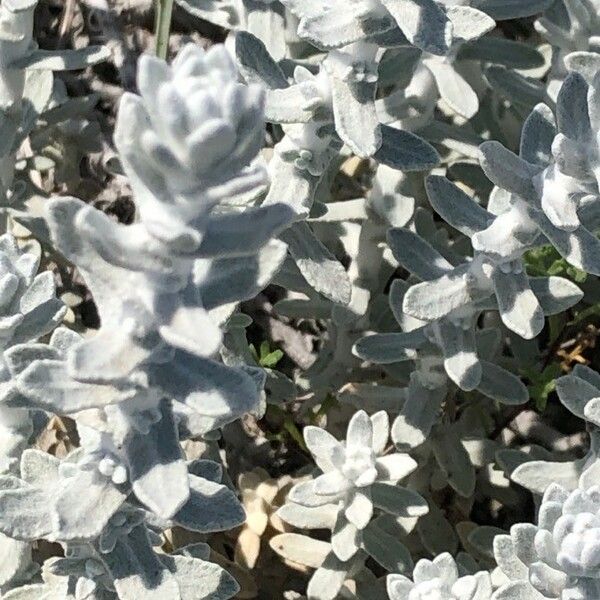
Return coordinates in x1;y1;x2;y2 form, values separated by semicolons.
149;351;261;420
124;399;189;519
387;228;453;281
197;240;288;310
330;77;381;158
265;86;316;123
479;141;541;201
426;175;492;238
370;482;428;518
281;222;351;304
197;205;294;258
0;483;53;540
187;459;222;483
472;0;553;20
10;46;111;70
556;71;592;143
14;359;136;413
270;533;331;568
379;0;452;56
565;52;600;84
458;38;546;69
235;31;288;90
353;330;426;364
425;59;479;120
403;265;473;321
52;468;126;540
276;503;339;530
520;103;557;167
432;428;476;497
0;533;30;586
435;320;481;391
555;372;600;418
160;554;240;600
532;214;600;275
484;66;548;110
374;125;440;172
477;360;529;405
101;524;179;600
173;474;245;533
362;521;413;573
492;268;545;340
530;276;583;315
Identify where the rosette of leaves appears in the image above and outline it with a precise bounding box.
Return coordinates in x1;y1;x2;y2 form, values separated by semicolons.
477;73;600;280
9;43;295;527
536;0;600;98
37;43;292;381
0;448;241;600
10;315;263;528
354;259;530;399
493;483;600;600
380;193;583;347
354;276;529;449
276;410;427;597
387;552;493;599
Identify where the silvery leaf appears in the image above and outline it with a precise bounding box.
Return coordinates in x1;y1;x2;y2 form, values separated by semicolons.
362;520;413;573
11;46;111;70
52;468;126;540
426;175;492;237
492;268;545;339
101;524;179;600
370;482;428;518
235;31;288;89
197;240;287;310
472;0;554;20
197;205;294;258
564;52;600;84
306;551;350;600
530;276;583;315
387;228;453;281
281;222;351;304
353;329;426;364
122;399;190;520
379;0;452;56
458;38;545;69
173;474;245;533
269;533;330;568
403;265;473;321
477;361;529;405
556;71;592;143
330;77;381;158
479;141;541;201
432;428;476;497
520;103;557;167
435;319;481;391
374;125;440;172
425;58;479;120
160;554;239;600
484;66;548;110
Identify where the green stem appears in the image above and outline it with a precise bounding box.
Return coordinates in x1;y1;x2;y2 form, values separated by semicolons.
154;0;174;60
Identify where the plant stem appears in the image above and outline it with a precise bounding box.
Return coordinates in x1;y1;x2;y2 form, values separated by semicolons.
154;0;174;60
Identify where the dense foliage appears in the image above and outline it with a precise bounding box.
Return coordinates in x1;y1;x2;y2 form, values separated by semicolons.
2;0;600;598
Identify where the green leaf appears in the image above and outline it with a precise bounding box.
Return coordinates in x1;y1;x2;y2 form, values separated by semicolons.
522;363;562;411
